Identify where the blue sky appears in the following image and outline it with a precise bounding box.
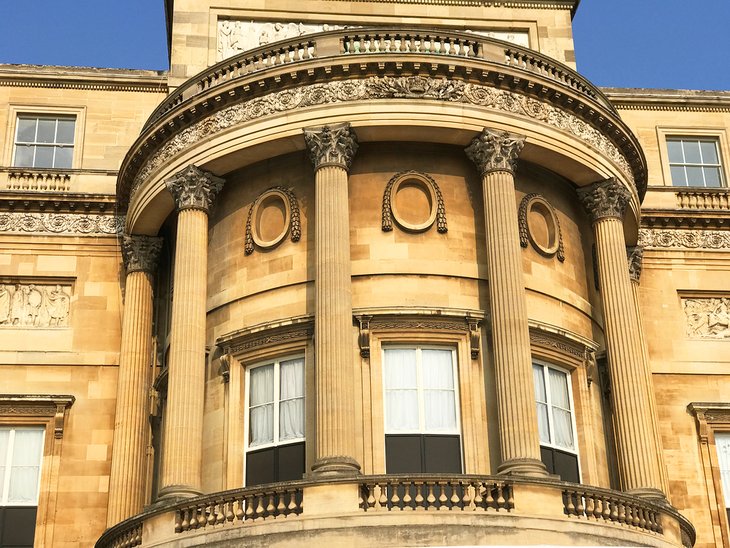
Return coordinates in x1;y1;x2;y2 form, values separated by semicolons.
0;0;728;90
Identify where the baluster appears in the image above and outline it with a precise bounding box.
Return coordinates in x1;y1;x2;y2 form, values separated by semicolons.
265;493;276;516
426;482;436;507
464;483;475;510
245;495;254;519
473;483;484;509
378;483;389;507
437;481;448;508
564;491;575;515
277;492;286;514
584;494;594;518
638;507;647;529
235;498;245;521
390;482;401;508
485;484;495;508
414;481;425;508
189;507;199;529
496;484;506;507
450;482;461;507
617;501;626;524
384;38;392;52
402;481;413;508
175;510;184;533
366;484;376;508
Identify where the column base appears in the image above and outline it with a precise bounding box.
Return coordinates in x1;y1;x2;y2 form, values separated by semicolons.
497;458;549;477
157;484;203;502
311;456;361;477
626;487;668;504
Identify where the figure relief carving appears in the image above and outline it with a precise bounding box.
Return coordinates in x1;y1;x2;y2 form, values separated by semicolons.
465;128;525;177
517;193;565;262
382;171;447;234
244;186;301;255
684;297;730;339
122;234;163;274
576;178;632;223
627;246;643;283
0;283;71;327
303;123;358;171
165;165;225;213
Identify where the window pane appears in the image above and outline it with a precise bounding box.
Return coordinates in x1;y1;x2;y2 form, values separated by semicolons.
421;349;454;390
250;365;274;406
0;429;8;501
36;119;56;144
423;435;462;473
533;365;547;402
385;390;419;431
683;140;702;164
383;349;417;389
280;358;304;400
666;139;684;162
686;166;705;186
56;118;75;144
424;390;456;431
548;368;570;410
34;145;54;168
670;165;687;186
704;167;722;187
16;118;37;143
14;145;35;167
249;404;274;446
279;398;304;441
715;433;730;507
385;435;422;474
553;408;575;450
55;147;73;169
8;429;44;504
536;402;550;444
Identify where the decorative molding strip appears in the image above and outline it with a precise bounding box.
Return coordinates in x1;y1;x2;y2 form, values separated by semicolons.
528;321;599;383
382;171;447;234
219;317;314;355
518;193;565;262
683;297;730;339
129;76;635;202
0;212;122;235
245;186;301;255
638;228;730;250
0;395;75;438
0;282;72;328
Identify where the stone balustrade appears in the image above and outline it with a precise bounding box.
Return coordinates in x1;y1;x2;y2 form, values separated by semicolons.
4;168;72;192
96;475;695;548
676;188;730;210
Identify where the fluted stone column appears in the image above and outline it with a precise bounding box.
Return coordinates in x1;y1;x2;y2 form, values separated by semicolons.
465;129;547;476
303;123;361;476
107;235;162;525
578;179;665;499
158;165;224;500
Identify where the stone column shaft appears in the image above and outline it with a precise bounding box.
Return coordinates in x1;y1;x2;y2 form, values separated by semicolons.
107;236;161;525
466;129;546;476
304;123;361;475
159;165;223;500
579;179;664;497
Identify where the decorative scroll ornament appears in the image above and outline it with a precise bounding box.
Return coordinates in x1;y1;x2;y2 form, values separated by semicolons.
465;128;525;177
639;228;730;250
122;234;163;274
244;187;301;255
165;165;225;213
303;123;358;171
0;283;72;327
517;193;565;262
683;297;730;339
0;212;122;235
576;178;631;223
129;77;636;201
382;171;447;234
627;246;643;283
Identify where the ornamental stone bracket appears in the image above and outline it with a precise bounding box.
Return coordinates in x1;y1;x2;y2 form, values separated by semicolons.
303;123;358;171
464;128;525;177
122;234;163;274
0;395;75;439
165;165;225;213
576;178;632;223
353;308;485;360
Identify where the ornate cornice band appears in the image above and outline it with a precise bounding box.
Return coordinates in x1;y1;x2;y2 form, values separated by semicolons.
465;128;525;177
122;234;163;274
0;212;122;235
165;165;225;213
576;178;632;223
303;123;358;171
639;228;730;250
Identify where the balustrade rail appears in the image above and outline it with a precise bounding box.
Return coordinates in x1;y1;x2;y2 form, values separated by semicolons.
98;521;142;548
676;189;730;210
360;476;513;512
563;487;662;534
342;31;479;57
4;169;71;192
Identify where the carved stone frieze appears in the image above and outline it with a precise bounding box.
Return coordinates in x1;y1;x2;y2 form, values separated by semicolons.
639;228;730;250
465;128;525;177
165;165;225;213
518;193;565;262
576;178;632;223
122;234;163;274
129;77;636;200
627;246;643;283
0;283;72;327
244;186;301;255
303;123;358;171
227;327;313;355
683;297;730;339
382;171;447;234
0;212;122;235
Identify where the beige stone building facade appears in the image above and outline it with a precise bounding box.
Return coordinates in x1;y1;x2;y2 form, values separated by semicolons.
0;1;728;546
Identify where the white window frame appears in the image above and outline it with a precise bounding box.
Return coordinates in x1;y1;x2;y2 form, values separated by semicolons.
243;355;305;455
12;115;76;169
666;136;725;188
382;346;461;436
715;432;730;509
533;361;580;459
656;127;730;188
0;426;45;507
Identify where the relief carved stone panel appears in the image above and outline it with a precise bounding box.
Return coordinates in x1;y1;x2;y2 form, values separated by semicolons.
0;282;72;327
683;297;730;339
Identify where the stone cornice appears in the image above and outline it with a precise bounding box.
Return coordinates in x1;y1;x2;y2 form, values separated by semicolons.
318;0;576;6
0;192;116;215
0;65;168;93
603;88;730;113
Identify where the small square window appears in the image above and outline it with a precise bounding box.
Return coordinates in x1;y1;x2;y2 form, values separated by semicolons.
12;116;76;169
666;137;725;188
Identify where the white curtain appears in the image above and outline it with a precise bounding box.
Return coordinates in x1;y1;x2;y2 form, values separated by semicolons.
548;368;574;450
249;365;274;446
422;349;456;431
384;349;418;432
716;433;730;507
279;358;304;441
0;429;8;501
8;428;44;504
533;365;550;444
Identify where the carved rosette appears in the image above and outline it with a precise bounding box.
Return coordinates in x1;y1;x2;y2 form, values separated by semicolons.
627;246;643;283
465;128;525;177
303;123;358;171
165;165;225;213
576;178;632;223
122;234;163;274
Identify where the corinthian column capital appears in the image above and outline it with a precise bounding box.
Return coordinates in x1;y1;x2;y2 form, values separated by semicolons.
627;245;644;283
303;123;358;171
122;234;163;274
166;165;225;213
577;178;632;223
465;128;525;177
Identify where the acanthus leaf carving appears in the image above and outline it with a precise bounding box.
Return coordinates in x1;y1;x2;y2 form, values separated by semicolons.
627;246;643;283
465;128;525;177
0;212;122;236
576;178;632;223
303;123;358;171
122;234;163;274
165;165;225;213
639;228;730;250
